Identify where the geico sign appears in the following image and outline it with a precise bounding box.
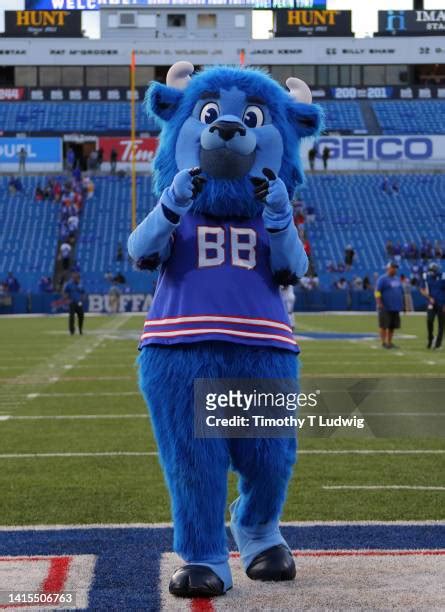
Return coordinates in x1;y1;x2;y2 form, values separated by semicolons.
316;137;433;160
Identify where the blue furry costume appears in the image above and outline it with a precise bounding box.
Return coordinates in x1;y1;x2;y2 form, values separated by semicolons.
128;63;321;598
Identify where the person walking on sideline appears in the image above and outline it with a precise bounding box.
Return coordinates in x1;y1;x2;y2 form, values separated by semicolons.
375;261;404;349
420;262;445;350
63;271;86;336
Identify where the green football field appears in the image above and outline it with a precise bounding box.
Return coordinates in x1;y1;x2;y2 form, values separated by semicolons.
0;312;444;527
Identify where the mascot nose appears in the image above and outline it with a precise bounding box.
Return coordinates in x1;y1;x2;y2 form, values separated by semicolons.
209;120;246;142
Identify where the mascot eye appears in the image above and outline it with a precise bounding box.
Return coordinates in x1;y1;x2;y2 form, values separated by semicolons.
200;102;219;124
243;105;264;128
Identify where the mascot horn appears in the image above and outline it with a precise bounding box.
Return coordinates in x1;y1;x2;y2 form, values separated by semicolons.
128;63;322;598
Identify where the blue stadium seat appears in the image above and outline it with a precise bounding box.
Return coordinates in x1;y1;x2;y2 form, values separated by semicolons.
75;175;155;292
0;102;158;133
301;173;445;286
0;176;59;291
372;101;445;135
318;102;367;133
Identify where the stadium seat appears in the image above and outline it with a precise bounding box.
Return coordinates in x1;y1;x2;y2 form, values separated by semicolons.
300;173;445;285
75;175;155;292
372;101;445;135
0;176;59;291
0;102;158;133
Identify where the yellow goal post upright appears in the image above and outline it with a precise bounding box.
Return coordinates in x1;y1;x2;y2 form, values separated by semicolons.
131;49;137;231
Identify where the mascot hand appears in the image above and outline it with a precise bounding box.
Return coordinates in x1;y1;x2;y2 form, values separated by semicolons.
252;168;292;231
162;168;206;218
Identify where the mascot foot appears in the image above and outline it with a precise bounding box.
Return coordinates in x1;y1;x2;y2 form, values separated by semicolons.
169;565;228;598
246;544;296;581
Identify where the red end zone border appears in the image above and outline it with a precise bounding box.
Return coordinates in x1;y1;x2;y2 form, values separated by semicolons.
0;555;96;610
0;523;444;610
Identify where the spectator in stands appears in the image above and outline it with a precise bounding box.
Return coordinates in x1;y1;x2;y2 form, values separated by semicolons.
66;147;76;172
116;242;124;262
63;271;86;336
308;147;316;172
363;276;371;291
72;165;82;183
18;147;27;174
375;261;404;350
67;214;79;237
8;176;23;195
381;177;391;195
392;179;400;195
393;242;402;264
386;240;394;257
35;185;44;202
53;180;62;202
434;240;444;259
303;237;311;258
110;148;118;174
88;150;98;173
322;146;330;171
344;244;355;269
38;276;53;293
4;272;20;294
97;148;104;172
352;276;363;291
113;271;126;285
60;241;72;271
335;278;348;290
305;205;316;223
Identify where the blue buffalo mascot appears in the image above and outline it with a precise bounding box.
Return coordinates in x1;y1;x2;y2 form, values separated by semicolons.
128;62;322;598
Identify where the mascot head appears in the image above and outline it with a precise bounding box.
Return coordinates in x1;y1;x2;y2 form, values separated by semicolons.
146;62;322;218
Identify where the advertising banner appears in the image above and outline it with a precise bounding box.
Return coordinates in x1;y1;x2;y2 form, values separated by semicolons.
377;10;445;36
301;135;445;171
0;88;26;101
0;138;62;171
274;9;352;37
3;11;83;38
98;136;158;169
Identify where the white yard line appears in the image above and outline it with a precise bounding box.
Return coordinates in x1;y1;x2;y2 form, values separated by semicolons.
323;485;445;491
0;451;157;458
0;315;133;409
0;519;442;531
23;391;139;399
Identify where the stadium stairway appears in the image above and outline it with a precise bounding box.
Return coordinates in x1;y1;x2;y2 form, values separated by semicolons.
75;175;156;294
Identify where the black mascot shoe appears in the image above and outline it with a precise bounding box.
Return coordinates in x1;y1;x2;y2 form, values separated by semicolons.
169;564;225;598
246;545;296;581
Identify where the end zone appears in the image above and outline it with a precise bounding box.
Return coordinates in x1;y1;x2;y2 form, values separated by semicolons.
0;523;443;611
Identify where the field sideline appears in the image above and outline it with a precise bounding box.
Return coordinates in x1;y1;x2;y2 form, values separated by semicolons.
0;312;444;527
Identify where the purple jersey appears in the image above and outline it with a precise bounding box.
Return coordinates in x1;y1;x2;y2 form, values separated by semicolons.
139;213;298;353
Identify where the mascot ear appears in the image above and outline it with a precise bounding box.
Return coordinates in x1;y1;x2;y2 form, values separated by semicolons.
145;82;183;122
285;76;323;138
287;101;323;138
